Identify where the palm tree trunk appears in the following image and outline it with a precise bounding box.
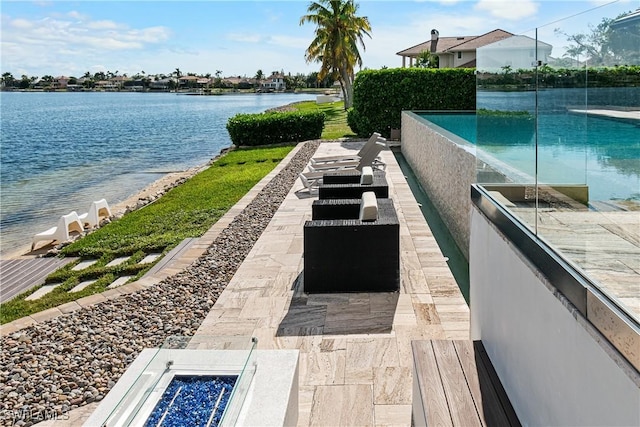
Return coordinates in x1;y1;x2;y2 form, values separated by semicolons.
339;70;354;109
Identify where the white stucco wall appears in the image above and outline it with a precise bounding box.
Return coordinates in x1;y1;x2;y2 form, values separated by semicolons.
470;207;640;426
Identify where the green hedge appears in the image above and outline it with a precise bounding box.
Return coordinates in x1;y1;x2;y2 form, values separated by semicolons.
478;65;640;89
348;68;476;138
227;110;325;146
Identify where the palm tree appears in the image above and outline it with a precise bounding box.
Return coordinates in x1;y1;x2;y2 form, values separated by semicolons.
300;0;371;109
173;68;182;92
254;69;265;91
1;72;15;88
415;50;439;69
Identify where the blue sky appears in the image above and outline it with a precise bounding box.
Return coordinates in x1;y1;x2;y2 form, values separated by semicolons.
1;0;637;78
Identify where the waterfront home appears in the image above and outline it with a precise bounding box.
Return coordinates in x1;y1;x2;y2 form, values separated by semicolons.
223;77;256;89
94;80;117;90
53;76;70;89
262;72;286;91
149;77;172;91
397;28;515;68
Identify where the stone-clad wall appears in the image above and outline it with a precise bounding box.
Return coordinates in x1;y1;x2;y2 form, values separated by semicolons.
401;111;476;260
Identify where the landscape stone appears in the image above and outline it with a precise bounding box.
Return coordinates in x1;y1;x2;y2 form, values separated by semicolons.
0;140;320;425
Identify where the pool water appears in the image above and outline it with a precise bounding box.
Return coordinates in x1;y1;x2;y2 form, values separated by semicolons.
145;375;237;427
420;113;640;202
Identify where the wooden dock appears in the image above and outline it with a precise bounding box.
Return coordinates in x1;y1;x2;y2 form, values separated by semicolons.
0;257;77;303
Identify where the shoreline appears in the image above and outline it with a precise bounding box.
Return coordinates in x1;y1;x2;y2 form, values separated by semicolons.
1;163;210;261
1;93;318;262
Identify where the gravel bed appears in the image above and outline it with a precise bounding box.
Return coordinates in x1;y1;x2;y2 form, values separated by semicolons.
0;140;321;426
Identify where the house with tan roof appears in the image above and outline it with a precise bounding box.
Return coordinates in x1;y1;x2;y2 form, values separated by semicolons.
396;28;514;68
261;72;286;91
54;76;70;89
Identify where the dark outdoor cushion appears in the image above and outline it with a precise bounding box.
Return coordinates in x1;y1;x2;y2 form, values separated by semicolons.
303;198;400;293
322;169;385;184
319;171;389;199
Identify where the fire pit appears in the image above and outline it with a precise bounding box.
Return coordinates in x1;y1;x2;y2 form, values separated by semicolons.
86;336;257;426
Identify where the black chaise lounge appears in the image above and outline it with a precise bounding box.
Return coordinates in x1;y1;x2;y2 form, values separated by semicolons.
303;192;400;293
319;166;389;199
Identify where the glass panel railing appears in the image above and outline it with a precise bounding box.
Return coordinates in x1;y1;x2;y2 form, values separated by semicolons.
476;1;639;325
535;2;639;323
476;29;539;230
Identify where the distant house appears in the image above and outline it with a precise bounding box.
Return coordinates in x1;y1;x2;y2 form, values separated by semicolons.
54;76;70;89
476;35;553;71
178;75;199;88
223;77;256;89
95;80;117;90
261;73;286;91
108;76;131;90
196;78;211;87
149;78;172;91
396;29;515;68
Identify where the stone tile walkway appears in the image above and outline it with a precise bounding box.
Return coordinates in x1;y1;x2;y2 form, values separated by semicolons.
193;142;470;426
22;141;470;426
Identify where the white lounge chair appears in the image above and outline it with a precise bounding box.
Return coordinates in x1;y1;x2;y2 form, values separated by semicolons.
299;169;357;193
78;199;112;229
31;211;84;251
307;139;387;172
310;132;381;166
299;141;388;192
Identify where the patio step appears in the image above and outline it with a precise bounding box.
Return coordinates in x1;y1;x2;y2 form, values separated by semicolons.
412;340;520;427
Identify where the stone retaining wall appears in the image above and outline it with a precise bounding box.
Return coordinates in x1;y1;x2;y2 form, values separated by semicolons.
401;111;476;260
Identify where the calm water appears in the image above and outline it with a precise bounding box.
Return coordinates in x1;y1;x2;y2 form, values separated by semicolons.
420;112;640;202
0;92;315;256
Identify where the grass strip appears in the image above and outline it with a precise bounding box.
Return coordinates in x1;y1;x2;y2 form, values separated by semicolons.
291;100;354;140
1;102;352;324
1;146;294;324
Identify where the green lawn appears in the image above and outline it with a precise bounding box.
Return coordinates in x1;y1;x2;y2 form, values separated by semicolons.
1;101;356;324
0;146;294;324
290;100;354;140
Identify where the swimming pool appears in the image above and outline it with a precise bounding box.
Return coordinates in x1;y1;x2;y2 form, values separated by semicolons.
419;112;640;202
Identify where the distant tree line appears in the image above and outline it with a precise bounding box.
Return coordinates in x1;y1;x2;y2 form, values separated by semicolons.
0;69;338;92
477;65;640;89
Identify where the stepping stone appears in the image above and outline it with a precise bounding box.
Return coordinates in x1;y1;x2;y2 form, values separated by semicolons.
25;284;61;301
106;256;131;268
69;279;97;293
108;276;133;289
72;260;98;271
139;253;162;265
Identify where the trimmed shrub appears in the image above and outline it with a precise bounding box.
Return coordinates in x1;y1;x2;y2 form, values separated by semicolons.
348;68;476;138
227;110;325;146
479;65;640;89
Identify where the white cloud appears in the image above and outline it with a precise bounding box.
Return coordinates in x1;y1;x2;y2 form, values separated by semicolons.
66;11;88;20
86;20;121;30
267;34;309;49
475;0;539;20
1;12;173;76
226;32;263;43
10;18;34;29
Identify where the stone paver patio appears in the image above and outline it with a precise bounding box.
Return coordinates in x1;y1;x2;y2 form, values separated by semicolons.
30;141;470;426
192;142;470;426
